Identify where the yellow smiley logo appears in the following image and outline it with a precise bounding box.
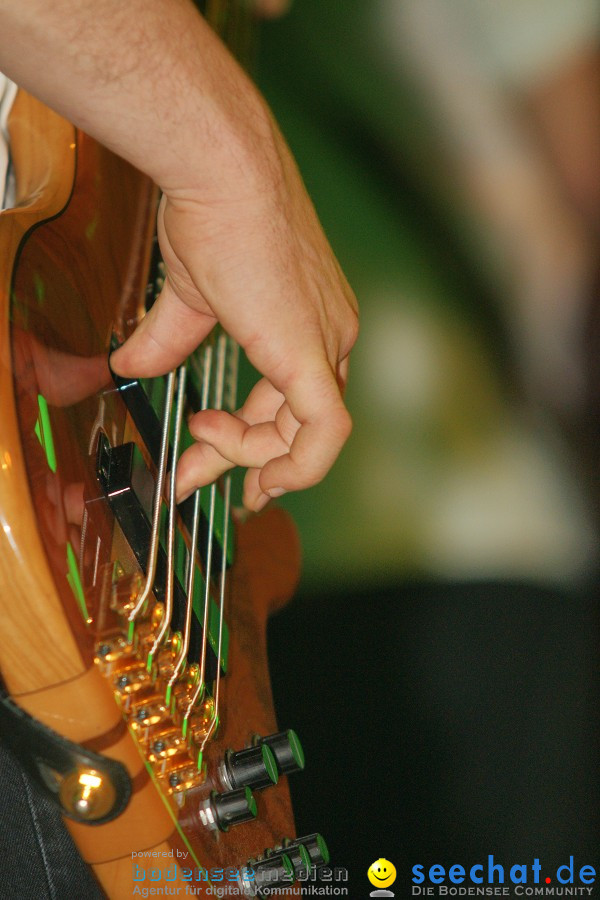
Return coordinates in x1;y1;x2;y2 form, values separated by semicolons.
368;858;397;889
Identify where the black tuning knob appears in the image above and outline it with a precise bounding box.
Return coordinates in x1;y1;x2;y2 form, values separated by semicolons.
265;841;312;875
244;854;294;895
205;787;257;831
253;729;305;776
224;744;279;791
284;833;329;868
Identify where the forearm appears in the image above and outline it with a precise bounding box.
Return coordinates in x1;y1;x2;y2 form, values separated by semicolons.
0;0;272;196
0;0;358;507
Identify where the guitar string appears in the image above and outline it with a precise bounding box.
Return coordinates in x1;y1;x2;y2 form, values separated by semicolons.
199;474;231;750
192;331;227;708
184;330;228;723
124;1;247;723
148;364;187;661
128;369;176;623
176;0;244;736
167;343;214;696
199;337;239;751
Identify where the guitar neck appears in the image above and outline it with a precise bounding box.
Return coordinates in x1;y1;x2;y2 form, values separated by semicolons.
0;4;323;897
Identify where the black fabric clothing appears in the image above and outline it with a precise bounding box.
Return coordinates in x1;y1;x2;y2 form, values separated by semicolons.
0;740;103;899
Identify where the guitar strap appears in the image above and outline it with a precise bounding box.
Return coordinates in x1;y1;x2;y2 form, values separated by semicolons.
0;737;104;898
0;689;131;826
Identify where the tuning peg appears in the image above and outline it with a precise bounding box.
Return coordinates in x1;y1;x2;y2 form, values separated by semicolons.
199;787;257;832
283;833;329;868
223;744;278;791
240;854;294;896
253;729;305;776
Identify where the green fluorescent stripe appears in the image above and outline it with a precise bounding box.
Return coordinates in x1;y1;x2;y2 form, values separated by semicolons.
34;394;57;473
85;214;98;240
129;728;208;881
200;489;234;565
140;376;167;423
159;502;230;671
208;594;229;672
142;376;234;565
177;423;234;565
175;531;188;589
139;374;232;666
66;541;88;620
192;586;229;674
33;272;45;307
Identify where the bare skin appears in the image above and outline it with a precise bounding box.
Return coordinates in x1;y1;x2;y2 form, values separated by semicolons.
0;0;357;510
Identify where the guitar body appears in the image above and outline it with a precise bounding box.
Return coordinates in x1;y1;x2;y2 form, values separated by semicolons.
0;90;302;897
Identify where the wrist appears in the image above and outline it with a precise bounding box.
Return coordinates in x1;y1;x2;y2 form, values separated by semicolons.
151;47;277;203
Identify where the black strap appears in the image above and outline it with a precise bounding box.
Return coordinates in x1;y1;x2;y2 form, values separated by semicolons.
0;690;130;825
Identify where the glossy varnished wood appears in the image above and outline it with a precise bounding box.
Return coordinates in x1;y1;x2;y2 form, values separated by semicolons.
0;90;301;898
0;92;84;692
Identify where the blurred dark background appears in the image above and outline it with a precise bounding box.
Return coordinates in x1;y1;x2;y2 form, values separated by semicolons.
269;582;599;895
253;0;600;894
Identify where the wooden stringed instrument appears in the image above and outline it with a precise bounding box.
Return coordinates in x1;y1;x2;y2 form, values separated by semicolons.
0;2;327;895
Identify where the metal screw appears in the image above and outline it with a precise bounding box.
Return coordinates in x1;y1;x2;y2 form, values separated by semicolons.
136;707;148;720
116;675;129;689
97;644;111;657
169;773;180;788
153;740;166;754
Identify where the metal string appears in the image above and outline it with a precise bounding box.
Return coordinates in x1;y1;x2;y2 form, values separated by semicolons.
128;0;250;730
148;365;187;660
167;345;214;694
128;370;176;623
199;473;231;750
184;331;228;722
199;338;238;749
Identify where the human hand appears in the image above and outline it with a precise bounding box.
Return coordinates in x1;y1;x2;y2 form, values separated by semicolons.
0;1;355;514
111;114;358;512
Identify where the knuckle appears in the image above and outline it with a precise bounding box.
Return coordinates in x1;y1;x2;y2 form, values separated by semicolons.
332;405;352;442
344;308;359;353
188;410;208;439
188;409;225;440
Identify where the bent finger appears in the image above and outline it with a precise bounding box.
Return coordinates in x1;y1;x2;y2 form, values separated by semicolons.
237;377;285;425
337;355;350;394
189;409;290;469
176;440;233;502
110;277;216;378
259;361;352;495
242;467;268;512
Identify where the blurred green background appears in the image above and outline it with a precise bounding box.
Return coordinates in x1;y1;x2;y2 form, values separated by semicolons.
244;0;596;592
244;1;600;895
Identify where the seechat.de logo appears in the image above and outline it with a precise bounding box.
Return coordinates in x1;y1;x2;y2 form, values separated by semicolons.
412;855;596;892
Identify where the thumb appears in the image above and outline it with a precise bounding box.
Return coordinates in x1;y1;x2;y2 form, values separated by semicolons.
110;278;216;378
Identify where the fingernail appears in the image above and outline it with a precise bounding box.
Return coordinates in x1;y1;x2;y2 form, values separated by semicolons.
254;493;271;512
267;487;287;498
